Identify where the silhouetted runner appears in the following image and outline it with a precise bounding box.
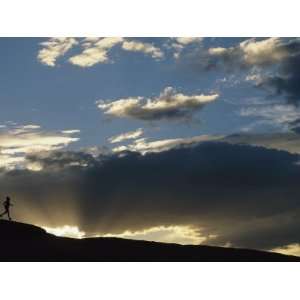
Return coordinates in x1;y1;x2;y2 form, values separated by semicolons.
0;196;13;221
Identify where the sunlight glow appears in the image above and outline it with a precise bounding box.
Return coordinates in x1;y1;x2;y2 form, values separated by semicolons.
272;243;300;257
43;225;86;239
102;225;208;245
41;224;210;245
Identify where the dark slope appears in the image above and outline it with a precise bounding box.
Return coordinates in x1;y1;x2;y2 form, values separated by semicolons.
0;220;298;261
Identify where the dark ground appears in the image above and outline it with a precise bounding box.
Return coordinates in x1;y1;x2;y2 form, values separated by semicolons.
0;220;299;261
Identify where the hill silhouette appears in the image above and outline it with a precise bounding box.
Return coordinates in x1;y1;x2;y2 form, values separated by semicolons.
0;220;298;261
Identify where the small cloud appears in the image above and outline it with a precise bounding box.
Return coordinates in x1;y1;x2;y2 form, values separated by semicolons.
113;134;222;154
174;37;203;45
22;124;41;129
68;37;124;67
121;40;164;59
38;37;78;67
169;37;203;58
61;129;81;134
108;128;144;144
97;86;219;122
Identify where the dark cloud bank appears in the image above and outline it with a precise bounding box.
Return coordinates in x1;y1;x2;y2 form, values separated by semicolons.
2;141;300;251
260;53;300;105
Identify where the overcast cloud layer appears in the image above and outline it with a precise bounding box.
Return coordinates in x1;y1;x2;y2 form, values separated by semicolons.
2;140;300;251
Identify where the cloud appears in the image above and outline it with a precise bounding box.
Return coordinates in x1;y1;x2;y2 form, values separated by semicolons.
3;140;300;251
61;130;81;134
112;134;222;153
0;124;79;169
68;37;124;67
174;37;203;45
38;37;165;68
199;38;297;70
239;103;300;132
236;37;294;66
97;87;219;122
108;128;143;144
258;52;300;105
37;37;78;67
121;40;164;59
185;37;300;105
170;37;203;58
222;132;300;155
112;131;300;156
26;150;95;171
0;155;25;170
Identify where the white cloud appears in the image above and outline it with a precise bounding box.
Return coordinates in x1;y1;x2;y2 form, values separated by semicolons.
68;37;124;67
0;124;79;170
97;86;219;121
239;37;290;66
174;37;203;45
121;40;164;59
206;38;294;70
38;37;165;67
108;128;143;144
113;134;222;154
0;154;25;170
22;124;41;129
61;129;81;134
38;37;78;67
171;37;203;58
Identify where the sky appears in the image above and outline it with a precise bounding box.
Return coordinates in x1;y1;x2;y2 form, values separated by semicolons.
1;37;300;255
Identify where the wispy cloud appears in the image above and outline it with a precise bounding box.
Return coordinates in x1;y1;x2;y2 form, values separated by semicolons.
0;123;79;170
170;37;203;58
108;128;144;144
61;129;81;134
112;134;222;154
240;103;300;132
